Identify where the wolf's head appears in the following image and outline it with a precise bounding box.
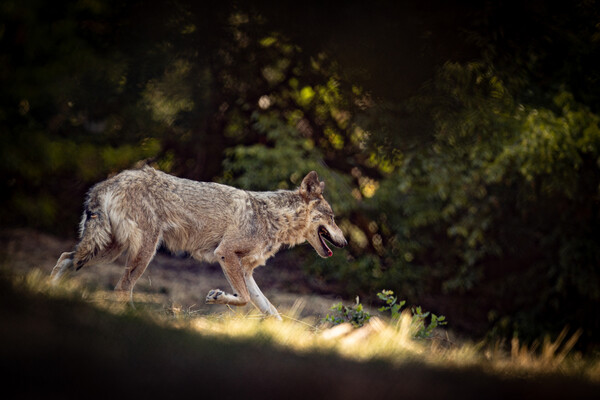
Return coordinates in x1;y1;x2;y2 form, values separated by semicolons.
299;171;347;258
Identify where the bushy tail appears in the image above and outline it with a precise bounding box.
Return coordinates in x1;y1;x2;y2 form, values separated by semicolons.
73;208;112;270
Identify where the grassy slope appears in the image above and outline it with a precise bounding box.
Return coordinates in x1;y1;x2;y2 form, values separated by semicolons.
1;272;599;400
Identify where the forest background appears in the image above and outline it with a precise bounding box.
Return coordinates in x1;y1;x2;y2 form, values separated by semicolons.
1;0;599;351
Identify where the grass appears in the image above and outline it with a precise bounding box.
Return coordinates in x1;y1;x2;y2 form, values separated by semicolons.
2;268;599;399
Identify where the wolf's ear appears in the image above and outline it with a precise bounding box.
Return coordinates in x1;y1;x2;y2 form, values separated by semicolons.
300;171;323;201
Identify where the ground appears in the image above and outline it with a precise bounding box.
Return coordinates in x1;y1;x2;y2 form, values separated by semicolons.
2;229;599;399
0;228;343;318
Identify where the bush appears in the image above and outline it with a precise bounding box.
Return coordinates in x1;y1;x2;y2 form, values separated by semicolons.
325;290;447;339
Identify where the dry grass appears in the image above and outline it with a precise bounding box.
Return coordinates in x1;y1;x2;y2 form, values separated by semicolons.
18;268;600;384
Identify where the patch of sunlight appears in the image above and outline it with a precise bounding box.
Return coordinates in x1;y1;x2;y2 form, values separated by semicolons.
143;59;194;125
325;127;344;150
331;109;351;129
339;220;368;250
190;306;424;361
351;126;369;149
299;86;315;107
260;36;277;47
258;95;271;109
18;269;132;315
262;66;285;85
15;270;600;383
365;151;402;175
377;156;399;175
359;176;379;198
372;234;384;254
302;138;315;151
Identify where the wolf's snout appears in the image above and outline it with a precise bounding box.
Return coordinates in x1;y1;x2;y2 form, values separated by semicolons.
334;237;347;248
330;232;347;248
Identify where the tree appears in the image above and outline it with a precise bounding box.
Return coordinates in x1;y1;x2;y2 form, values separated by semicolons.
1;0;599;348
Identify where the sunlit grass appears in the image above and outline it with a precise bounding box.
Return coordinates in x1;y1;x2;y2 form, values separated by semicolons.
13;269;600;383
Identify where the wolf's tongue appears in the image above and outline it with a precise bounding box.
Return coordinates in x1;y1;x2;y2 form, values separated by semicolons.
320;234;333;257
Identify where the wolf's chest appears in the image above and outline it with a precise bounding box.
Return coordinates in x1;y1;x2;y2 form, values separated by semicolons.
241;242;282;269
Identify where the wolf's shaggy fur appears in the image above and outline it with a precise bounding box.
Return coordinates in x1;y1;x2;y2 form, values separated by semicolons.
51;166;347;318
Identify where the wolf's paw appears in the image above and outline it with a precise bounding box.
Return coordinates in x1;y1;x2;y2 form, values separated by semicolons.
206;289;224;304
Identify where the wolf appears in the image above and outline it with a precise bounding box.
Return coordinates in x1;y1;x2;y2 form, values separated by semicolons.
51;166;347;319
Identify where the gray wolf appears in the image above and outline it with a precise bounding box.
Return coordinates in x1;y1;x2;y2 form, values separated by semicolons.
51;166;347;319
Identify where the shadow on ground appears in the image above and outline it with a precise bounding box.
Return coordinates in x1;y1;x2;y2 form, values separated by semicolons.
1;271;598;400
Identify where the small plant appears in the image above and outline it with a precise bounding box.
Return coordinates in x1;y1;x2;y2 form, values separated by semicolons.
411;305;447;339
377;289;406;320
324;290;448;338
377;289;447;339
324;296;371;328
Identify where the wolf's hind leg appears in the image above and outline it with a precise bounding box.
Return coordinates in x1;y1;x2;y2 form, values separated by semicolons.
51;242;124;285
50;252;75;284
114;232;160;304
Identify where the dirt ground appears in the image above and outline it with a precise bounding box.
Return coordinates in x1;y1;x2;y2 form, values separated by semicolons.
0;228;345;319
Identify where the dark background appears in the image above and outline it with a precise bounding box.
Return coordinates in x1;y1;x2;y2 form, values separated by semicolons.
1;0;599;351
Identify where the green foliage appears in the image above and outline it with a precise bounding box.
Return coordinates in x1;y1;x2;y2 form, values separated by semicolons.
377;289;447;339
324;290;448;339
0;0;183;231
324;296;371;328
411;306;447;340
2;0;599;350
377;289;406;320
348;61;600;347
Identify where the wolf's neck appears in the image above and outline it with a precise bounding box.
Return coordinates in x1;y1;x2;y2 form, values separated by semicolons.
254;190;310;246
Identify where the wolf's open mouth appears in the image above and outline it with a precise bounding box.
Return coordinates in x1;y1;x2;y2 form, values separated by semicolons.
318;226;334;257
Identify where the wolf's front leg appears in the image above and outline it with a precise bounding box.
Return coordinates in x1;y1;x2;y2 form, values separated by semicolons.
205;288;248;306
50;251;75;284
244;273;282;320
207;244;252;307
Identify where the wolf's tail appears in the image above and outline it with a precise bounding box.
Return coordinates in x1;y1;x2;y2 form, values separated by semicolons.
73;206;113;270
